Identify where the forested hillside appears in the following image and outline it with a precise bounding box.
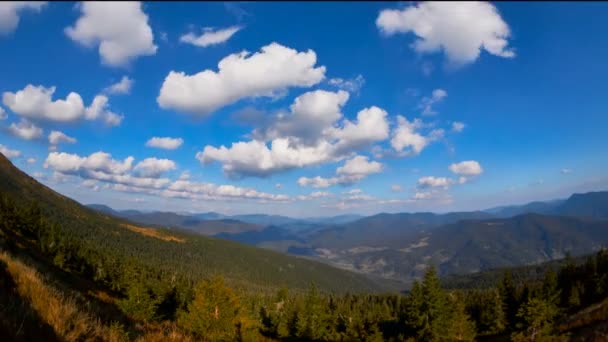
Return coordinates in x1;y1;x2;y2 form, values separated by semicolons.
0;153;390;294
1;153;608;341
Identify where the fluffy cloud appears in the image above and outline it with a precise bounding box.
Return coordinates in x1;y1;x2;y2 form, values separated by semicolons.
298;155;383;188
44;151;289;202
449;160;483;176
157;42;326;116
105;76;133;95
297;176;336;189
201;108;389;178
417;176;451;189
201;138;335;178
45;151;133;175
376;1;514;65
9;119;43;140
48;130;76;145
3;85;122;126
0;106;6;120
419;88;447;115
336;155;382;178
452;121;465;132
65;2;157;67
331;106;390;156
328;75;365;94
180;25;242;47
145;136;184;150
0;144;21;158
200;89;390;178
133;157;176;178
413;161;483;198
257;90;349;145
84;95;123;126
26;157;36;164
3;85;85;122
0;1;46;35
44;151;172;190
390;116;437;156
164;180;289;202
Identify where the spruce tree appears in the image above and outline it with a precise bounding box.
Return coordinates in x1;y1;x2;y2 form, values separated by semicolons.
177;275;241;341
417;266;449;341
511;297;563;342
445;294;476;342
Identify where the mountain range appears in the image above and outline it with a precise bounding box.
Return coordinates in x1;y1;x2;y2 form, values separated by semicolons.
88;188;608;285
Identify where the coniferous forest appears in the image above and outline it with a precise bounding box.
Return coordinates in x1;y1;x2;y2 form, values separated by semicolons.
0;154;607;341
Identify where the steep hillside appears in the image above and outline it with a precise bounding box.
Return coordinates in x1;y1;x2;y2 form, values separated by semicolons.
0;153;392;294
557;191;608;219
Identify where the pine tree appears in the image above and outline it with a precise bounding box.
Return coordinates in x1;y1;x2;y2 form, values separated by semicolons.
298;282;330;340
401;280;424;336
417;266;449;341
499;270;520;328
445;294;476;342
117;280;160;322
177;275;241;341
511;297;564;342
541;270;560;306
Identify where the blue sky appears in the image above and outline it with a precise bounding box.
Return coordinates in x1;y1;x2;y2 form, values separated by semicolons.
0;1;607;217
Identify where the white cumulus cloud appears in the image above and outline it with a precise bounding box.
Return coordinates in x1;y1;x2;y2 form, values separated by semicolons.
9;119;43;140
449;160;483;176
0;144;21;158
298;155;383;188
390;116;433;156
180;25;242;47
157;42;326;116
377;1;515;65
105;76;133;95
48;130;76;146
145;136;184;150
133;157;176;178
336;155;383;178
3;85;122;126
417;176;451;189
199;90;389;178
65;2;157;67
0;1;46;35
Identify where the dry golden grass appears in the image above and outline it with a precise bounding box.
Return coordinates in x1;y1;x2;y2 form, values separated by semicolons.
89;289;119;305
0;251;129;341
134;322;194;342
121;224;185;243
